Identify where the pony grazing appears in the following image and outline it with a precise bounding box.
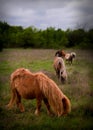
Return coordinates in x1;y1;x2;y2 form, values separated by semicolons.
53;57;67;84
55;50;66;58
65;52;76;64
7;68;71;117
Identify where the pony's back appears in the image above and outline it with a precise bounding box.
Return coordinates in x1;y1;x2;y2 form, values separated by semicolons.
10;68;41;99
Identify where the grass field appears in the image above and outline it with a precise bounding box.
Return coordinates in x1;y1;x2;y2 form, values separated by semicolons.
0;48;93;130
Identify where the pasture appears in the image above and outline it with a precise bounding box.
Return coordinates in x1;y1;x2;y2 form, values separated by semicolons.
0;48;93;130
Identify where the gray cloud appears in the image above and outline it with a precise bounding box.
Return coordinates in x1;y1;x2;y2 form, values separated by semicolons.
0;0;93;30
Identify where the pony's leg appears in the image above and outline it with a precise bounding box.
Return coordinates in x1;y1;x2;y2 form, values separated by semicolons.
16;91;25;112
43;98;52;115
56;69;60;79
6;89;17;109
35;98;42;116
71;59;73;64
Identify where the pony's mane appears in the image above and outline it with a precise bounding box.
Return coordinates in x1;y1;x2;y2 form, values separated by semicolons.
36;72;67;115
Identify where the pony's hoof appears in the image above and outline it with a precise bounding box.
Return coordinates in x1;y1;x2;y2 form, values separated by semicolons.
35;109;40;116
20;109;25;112
19;104;25;112
6;104;11;110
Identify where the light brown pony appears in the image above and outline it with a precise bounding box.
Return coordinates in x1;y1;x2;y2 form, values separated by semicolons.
53;57;67;84
7;68;71;117
65;52;76;64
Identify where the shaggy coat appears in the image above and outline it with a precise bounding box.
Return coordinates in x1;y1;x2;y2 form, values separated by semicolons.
65;52;76;64
53;57;67;83
7;68;71;117
55;50;66;58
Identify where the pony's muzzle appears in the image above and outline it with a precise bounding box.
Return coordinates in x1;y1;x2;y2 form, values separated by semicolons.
61;76;66;84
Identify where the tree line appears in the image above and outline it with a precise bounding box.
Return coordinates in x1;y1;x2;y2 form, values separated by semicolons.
0;21;93;51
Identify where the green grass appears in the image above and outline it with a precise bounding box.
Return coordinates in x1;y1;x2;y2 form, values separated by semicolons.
0;48;93;130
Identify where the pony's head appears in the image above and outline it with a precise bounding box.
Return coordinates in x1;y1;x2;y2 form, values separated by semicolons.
61;50;66;58
60;70;66;83
71;52;76;59
59;63;67;83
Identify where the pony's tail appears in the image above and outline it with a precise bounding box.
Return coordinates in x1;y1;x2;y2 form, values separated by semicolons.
6;81;17;109
62;96;71;115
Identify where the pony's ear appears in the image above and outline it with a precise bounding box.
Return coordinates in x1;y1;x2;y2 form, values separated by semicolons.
59;62;61;68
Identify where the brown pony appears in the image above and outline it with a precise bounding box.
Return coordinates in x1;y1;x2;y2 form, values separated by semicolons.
65;52;76;64
55;50;66;58
53;57;67;84
7;68;71;117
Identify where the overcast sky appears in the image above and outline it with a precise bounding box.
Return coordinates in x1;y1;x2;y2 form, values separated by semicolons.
0;0;93;30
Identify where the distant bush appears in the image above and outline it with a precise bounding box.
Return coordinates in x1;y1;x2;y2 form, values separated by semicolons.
0;21;93;49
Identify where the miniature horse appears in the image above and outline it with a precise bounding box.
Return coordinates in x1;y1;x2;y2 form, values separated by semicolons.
7;68;71;117
53;57;67;83
55;50;76;64
65;52;76;64
55;50;66;58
